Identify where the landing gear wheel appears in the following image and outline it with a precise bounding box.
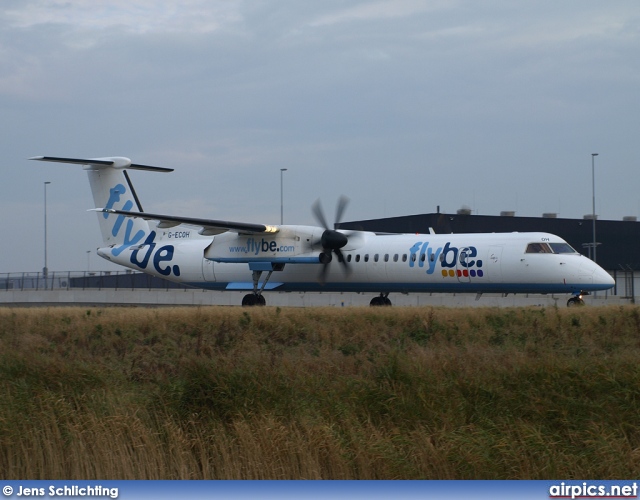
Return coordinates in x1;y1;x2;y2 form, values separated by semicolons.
567;296;585;307
242;293;266;306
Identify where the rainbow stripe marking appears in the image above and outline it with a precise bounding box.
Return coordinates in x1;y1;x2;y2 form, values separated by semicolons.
442;269;484;278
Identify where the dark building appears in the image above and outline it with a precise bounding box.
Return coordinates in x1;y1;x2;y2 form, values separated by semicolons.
339;212;640;274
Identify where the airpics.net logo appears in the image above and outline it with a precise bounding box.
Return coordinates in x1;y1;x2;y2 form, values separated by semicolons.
549;482;638;499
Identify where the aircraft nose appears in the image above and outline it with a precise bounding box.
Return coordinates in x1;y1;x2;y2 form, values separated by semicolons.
590;263;615;289
597;268;615;288
577;258;614;290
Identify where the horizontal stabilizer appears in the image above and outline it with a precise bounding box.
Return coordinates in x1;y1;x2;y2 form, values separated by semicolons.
94;208;279;235
30;156;173;173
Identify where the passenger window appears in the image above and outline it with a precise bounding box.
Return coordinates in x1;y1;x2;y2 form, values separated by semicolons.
364;254;369;262
393;254;399;262
347;254;352;263
420;254;426;262
374;254;379;262
411;254;416;262
402;254;407;262
430;253;435;262
355;255;360;262
384;254;389;262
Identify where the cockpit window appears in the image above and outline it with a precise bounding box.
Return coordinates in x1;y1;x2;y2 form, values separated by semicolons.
526;243;552;253
549;242;578;254
526;242;579;254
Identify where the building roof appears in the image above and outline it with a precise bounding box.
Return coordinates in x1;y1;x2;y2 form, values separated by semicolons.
338;213;640;271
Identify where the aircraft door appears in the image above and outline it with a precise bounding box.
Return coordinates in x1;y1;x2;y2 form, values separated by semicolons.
486;245;503;283
202;258;216;282
366;251;388;283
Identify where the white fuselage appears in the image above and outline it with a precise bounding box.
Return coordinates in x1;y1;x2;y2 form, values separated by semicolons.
97;224;615;295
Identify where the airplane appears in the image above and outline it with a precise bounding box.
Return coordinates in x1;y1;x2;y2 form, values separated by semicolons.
31;155;615;307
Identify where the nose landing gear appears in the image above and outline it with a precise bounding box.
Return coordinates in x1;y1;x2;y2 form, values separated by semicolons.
567;292;588;307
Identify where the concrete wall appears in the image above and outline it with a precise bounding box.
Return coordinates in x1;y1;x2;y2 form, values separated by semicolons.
0;289;630;308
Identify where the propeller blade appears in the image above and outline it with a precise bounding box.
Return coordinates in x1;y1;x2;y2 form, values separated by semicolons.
334;195;350;225
318;253;331;284
311;199;330;230
334;249;351;275
318;262;329;285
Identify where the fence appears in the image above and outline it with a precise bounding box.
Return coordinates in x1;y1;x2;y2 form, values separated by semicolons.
1;269;637;303
612;267;636;303
0;271;191;292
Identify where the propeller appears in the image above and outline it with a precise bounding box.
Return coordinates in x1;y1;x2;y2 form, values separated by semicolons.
311;196;351;283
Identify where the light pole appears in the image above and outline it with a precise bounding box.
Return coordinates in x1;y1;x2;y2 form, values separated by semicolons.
43;181;51;277
87;250;91;272
280;168;288;225
591;153;598;263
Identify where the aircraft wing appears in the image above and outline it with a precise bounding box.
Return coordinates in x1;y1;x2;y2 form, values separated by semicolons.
95;208;278;236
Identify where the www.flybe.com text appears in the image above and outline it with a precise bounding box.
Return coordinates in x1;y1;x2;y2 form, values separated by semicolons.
229;238;296;255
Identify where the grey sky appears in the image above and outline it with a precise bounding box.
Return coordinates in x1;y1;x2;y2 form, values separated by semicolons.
1;0;639;273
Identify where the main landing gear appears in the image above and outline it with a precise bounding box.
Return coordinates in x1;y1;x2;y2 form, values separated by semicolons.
242;293;266;306
242;268;277;307
370;293;392;307
567;292;588;307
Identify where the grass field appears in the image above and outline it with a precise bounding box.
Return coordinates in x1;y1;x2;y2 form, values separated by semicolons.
1;305;639;479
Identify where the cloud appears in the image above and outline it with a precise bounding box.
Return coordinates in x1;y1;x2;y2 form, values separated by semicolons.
4;0;244;35
1;1;640;273
308;0;451;27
